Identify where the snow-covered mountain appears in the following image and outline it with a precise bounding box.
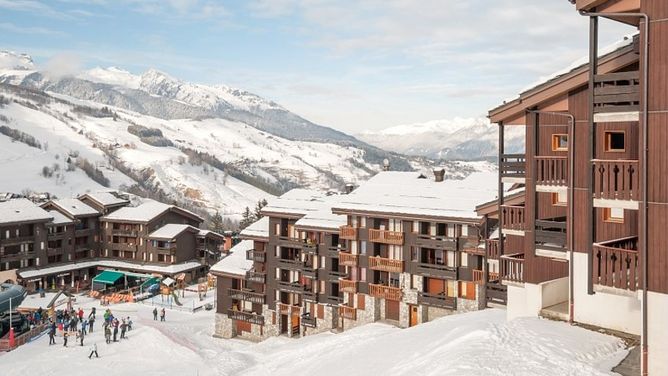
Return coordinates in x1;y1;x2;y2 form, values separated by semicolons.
0;51;492;221
357;117;525;160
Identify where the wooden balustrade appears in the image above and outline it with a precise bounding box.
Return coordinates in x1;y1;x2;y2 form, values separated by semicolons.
339;278;358;293
368;229;404;245
500;253;525;284
368;256;404;273
338;305;357;320
593;71;640;113
501;205;526;232
227;310;264;326
227;288;265;304
0;323;48;351
368;283;402;301
339;226;358;240
338;252;359;266
472;270;500;285
277;303;300;316
535;219;567;251
592;236;639;291
245;270;266;284
592;160;639;201
246;249;266;263
487;239;500;259
536;156;568;186
500;153;526;178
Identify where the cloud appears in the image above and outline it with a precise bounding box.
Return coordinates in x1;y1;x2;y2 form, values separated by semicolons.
0;22;69;37
40;53;83;80
0;0;75;19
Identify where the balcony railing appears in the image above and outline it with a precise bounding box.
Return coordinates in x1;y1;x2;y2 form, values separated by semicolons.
324;295;343;305
501;205;526;232
246;249;266;263
227;310;264;326
592;160;639;202
415;234;457;250
302;262;317;278
328;269;348;281
536;156;568;187
327;246;342;257
339;226;358;240
338;252;359;266
417;292;457;309
245;270;266;284
500;253;525;284
535;219;567;252
112;229;138;237
301;314;317;328
593;71;640;113
486;282;508;305
368;283;402;301
0;235;35;245
303;290;317;301
368;256;404;273
487;239;500;259
368;229;404;245
302;243;318;254
593;236;639;291
338;305;356;320
500;153;526;179
277;303;300;316
227;288;265;304
277;236;305;248
339;278;358;293
277;281;305;294
472;269;500;285
277;257;303;270
415;262;457;279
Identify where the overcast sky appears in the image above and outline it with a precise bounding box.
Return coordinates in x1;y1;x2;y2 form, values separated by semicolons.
0;0;635;133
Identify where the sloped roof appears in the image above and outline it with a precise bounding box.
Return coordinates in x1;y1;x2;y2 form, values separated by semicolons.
0;199;53;225
46;198;100;218
101;200;201;223
209;240;253;276
240;216;269;240
46;210;74;225
79;192;129;207
148;224;199;240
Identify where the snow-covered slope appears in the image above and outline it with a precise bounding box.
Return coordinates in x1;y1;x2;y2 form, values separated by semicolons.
357;117;525;160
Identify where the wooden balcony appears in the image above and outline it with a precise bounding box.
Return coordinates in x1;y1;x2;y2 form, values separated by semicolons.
593;236;639;291
277;280;305;294
327;246;342;257
277;303;300;316
109;242;137;252
415;234;457;250
500;253;525;284
111;228;138;237
472;270;500;285
501;205;526;233
339;226;358;240
368;283;402;301
227;310;264;326
301;314;317;328
593;71;640;114
368;256;404;273
245;270;266;284
535;219;567;252
246;249;266;263
47;247;65;255
328;269;348;281
338;252;359;267
368;229;404;245
487;239;500;259
277;236;305;248
417;292;456;309
339;278;358;293
338;305;356;320
536;156;568;187
592;159;639;203
0;235;35;245
277;257;303;270
302;262;317;278
303;290;317;301
324;295;343;305
302;243;318;254
500;154;526;180
227;288;265;304
415;262;457;279
486;282;507;305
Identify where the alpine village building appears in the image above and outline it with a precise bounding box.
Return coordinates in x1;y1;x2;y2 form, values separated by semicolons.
486;1;668;374
212;169;499;340
0;192;225;291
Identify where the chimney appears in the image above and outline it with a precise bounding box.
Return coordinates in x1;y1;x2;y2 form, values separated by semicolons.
344;183;355;194
382;158;390;171
433;168;445;182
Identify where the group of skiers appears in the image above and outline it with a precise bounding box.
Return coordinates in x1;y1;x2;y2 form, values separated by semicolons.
102;309;132;344
152;307;166;322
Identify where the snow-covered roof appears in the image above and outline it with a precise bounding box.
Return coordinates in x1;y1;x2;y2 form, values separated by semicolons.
102;200;188;223
46;210;74;225
47;198;100;217
240;216;269;240
295;209;346;231
209;240;253;276
80;192;129;207
197;229;225;239
0;199;53;225
18;259;203;279
261;189;336;217
148;224;198;240
332;171;498;221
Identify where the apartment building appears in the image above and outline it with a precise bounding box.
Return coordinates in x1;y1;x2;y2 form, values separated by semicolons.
41;199;101;260
77;192;130;215
487;1;667;373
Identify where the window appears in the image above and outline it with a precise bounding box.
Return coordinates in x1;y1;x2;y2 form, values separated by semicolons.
603;207;624;223
461;225;469;237
552;134;568;151
605;131;625;152
552;191;567;206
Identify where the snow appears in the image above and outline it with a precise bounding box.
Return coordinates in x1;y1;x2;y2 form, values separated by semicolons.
78;67;141;90
18;259;203;279
294;209;346;231
0;198;53;225
261;189;339;217
209;240;253;276
333;171;498;220
148;224;198;240
101;200;172;223
45;210;73;225
47;198;99;217
239;216;269;240
0;304;628;376
79;192;128;207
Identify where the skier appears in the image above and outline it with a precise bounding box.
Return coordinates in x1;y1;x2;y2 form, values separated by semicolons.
81;319;88;335
153;308;158;321
127;316;132;331
48;324;56;345
63;331;69;347
104;325;111;344
88;315;95;333
160;308;165;322
112;319;119;342
120;319;127;339
76;329;84;347
88;343;99;359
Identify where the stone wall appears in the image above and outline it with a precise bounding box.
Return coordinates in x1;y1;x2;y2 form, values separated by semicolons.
213;312;234;339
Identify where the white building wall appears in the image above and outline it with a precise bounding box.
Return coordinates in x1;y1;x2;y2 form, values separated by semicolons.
506;277;568;320
648;291;668;376
572;252;641;335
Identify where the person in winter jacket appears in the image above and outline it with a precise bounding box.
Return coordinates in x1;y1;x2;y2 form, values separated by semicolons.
76;330;84;346
63;331;69;347
88;315;95;333
104;326;111;344
88;343;99;359
112;319;118;342
153;308;158;321
48;325;56;345
160;308;165;322
81;319;88;335
120;319;127;339
78;308;84;320
127;316;132;331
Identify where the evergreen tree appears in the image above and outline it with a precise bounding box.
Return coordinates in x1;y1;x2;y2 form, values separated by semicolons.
253;199;268;221
210;211;224;233
240;206;252;229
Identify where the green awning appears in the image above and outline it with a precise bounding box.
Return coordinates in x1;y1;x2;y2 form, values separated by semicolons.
93;270;124;285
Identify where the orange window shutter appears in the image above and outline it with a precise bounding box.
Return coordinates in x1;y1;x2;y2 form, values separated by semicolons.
318;304;324;319
357;294;365;310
